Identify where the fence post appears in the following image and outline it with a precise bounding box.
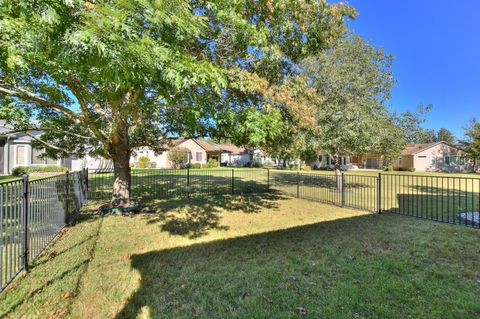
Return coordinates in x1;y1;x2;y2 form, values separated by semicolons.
341;173;346;207
186;167;190;198
231;169;234;195
21;173;29;272
267;168;270;193
378;173;382;213
65;171;70;224
84;167;89;203
296;171;300;198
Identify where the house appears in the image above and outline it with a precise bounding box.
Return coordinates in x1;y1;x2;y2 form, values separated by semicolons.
310;152;352;170
217;144;250;166
395;141;472;172
0;125;80;175
131;138;253;168
350;154;384;169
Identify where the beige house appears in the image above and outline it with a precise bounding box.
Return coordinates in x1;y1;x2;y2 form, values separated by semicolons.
396;142;472;172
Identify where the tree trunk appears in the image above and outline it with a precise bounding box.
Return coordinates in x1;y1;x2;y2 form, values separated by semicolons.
110;146;131;207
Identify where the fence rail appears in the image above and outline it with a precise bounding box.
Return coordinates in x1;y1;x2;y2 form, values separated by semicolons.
0;170;87;292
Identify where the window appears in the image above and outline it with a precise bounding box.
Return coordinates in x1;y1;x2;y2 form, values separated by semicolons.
31;148;44;164
196;152;203;162
342;157;347;165
418;156;427;158
16;145;26;165
326;157;331;165
431;156;437;165
318;155;323;162
31;148;58;165
444;156;465;166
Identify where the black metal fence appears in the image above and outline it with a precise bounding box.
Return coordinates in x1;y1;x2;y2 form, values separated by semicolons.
2;168;478;292
89;169;480;229
0;170;87;292
88;168;269;201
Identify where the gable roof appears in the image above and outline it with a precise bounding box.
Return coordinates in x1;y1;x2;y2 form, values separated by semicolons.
193;139;220;152
215;144;246;155
401;141;459;155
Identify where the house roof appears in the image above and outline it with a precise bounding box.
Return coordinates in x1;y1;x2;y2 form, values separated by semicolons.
194;139;220;152
215;144;246;155
401;141;458;155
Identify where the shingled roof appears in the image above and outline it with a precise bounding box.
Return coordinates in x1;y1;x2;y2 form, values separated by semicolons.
215;144;246;155
401;141;456;155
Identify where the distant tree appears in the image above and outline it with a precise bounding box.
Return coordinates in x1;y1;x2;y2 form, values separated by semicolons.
396;104;436;144
459;118;480;172
302;35;395;178
378;115;407;167
436;128;455;144
168;147;190;169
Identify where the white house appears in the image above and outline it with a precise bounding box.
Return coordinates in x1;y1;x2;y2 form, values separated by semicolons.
309;152;352;170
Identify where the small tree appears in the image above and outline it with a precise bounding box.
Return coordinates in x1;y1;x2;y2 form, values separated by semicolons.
168;147;190;169
137;156;150;169
459;118;480;172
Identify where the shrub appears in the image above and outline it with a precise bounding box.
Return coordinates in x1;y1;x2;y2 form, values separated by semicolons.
137;156;150;169
188;163;201;169
201;163;210;169
408;167;416;172
12;165;68;176
383;165;394;172
168;147;190;168
207;158;218;168
302;166;312;171
289;164;299;170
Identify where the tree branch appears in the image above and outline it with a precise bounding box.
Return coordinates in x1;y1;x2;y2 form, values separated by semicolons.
65;76;109;142
0;125;93;140
0;84;81;122
23;131;69;153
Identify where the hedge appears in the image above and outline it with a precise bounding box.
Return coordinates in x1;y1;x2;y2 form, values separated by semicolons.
11;165;68;176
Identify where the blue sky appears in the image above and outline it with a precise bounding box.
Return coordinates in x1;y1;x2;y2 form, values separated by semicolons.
345;0;479;138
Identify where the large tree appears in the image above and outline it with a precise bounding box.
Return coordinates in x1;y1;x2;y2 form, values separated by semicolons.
302;35;396;175
0;0;356;206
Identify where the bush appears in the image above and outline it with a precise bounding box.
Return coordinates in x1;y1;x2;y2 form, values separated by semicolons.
383;165;394;172
201;163;210;169
289;164;299;170
189;163;202;169
408;167;416;172
207;158;218;168
137;156;150;169
12;165;68;176
302;166;312;171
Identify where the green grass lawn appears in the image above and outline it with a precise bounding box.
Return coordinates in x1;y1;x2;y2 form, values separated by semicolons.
1;194;479;318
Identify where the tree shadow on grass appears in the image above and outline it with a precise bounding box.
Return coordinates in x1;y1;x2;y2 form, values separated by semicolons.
144;192;288;239
114;213;480;319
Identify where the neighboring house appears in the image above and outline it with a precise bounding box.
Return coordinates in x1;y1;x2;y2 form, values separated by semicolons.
395;141;472;172
350;154;384;169
310;152;352;170
0;126;77;175
131;147;169;168
217;144;250;166
131;138;253;168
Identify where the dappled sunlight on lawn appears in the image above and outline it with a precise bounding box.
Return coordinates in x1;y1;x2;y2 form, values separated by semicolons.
2;195;479;319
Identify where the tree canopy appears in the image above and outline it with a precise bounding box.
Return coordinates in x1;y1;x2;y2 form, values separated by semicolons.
0;0;356;205
301;35;396;171
459;118;480;171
